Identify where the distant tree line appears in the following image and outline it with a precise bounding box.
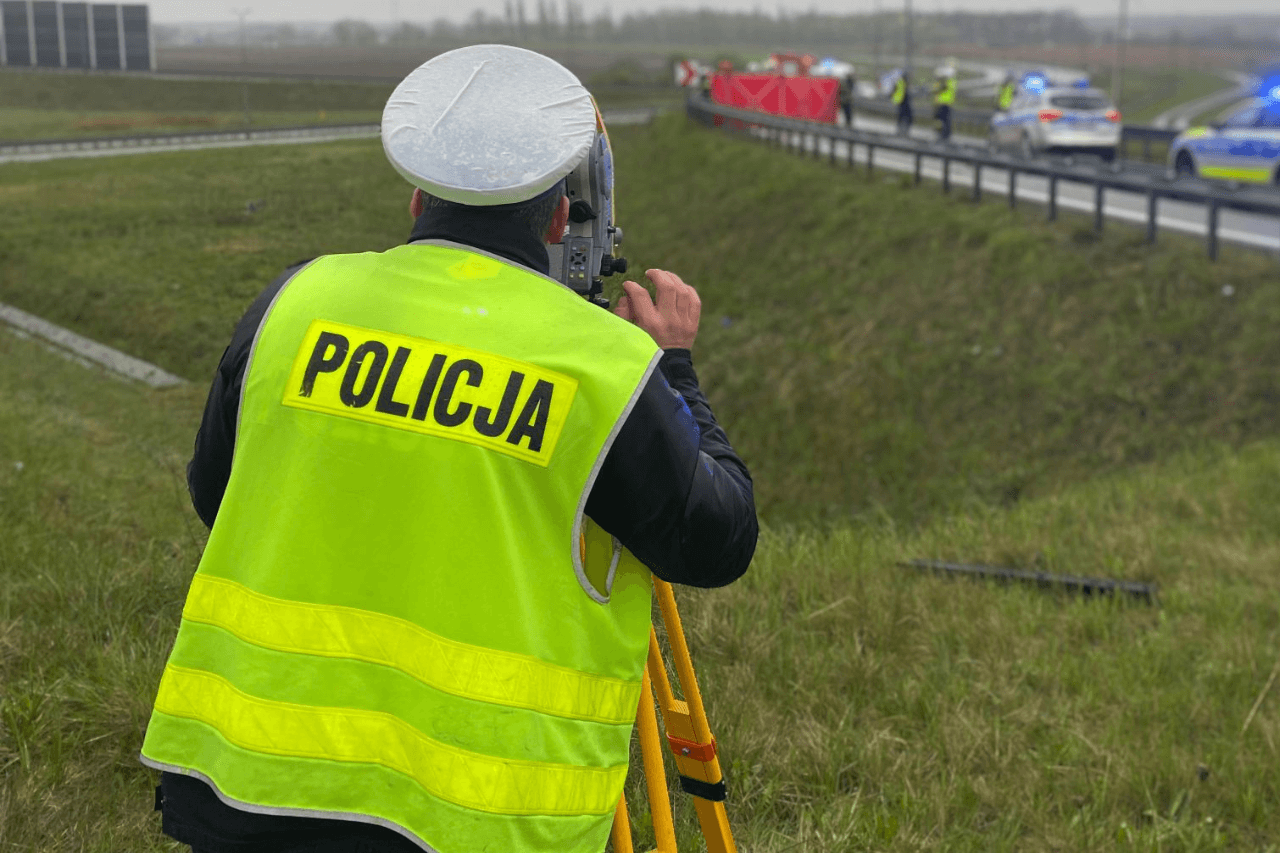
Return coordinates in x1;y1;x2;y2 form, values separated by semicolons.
356;7;1098;50
156;9;1278;52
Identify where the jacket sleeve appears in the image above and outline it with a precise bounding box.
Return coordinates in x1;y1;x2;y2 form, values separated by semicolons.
585;349;758;588
187;263;307;527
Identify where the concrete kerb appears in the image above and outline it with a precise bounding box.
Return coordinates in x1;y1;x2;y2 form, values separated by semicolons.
0;302;186;389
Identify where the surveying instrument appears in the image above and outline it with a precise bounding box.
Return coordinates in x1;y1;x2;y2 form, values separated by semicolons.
556;103;738;853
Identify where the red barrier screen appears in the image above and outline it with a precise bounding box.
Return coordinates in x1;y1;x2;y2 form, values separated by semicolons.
709;74;840;124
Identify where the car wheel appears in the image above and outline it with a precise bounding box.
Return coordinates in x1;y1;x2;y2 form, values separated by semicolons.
1099;148;1117;164
1174;152;1196;179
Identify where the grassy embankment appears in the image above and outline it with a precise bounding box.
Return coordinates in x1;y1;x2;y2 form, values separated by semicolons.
2;111;1279;850
1088;67;1229;126
0;69;683;141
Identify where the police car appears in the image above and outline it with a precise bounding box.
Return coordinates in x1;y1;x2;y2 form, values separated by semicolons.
990;75;1122;162
1168;93;1280;185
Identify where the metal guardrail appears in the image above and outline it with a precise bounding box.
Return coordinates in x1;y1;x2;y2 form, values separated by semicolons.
0;122;379;157
688;94;1280;260
1118;125;1181;163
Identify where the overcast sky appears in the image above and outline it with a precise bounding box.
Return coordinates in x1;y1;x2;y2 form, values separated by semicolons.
148;0;1280;26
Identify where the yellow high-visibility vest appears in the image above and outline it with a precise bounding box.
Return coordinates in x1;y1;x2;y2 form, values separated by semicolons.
934;77;957;106
141;241;662;852
997;82;1015;111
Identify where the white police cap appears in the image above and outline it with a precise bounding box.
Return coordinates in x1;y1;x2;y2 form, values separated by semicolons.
382;44;597;206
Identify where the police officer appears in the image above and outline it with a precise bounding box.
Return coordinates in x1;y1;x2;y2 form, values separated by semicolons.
933;66;957;142
141;45;757;853
839;70;856;127
893;71;913;135
996;73;1016;112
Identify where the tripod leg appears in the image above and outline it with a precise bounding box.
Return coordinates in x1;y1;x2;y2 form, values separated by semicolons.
652;579;738;853
638;665;679;852
609;795;635;853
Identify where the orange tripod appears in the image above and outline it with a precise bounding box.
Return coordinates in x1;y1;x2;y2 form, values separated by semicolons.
609;578;737;853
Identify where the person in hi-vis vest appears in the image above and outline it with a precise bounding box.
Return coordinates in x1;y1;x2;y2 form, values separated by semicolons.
996;74;1016;111
933;67;957;142
893;71;913;135
141;45;758;853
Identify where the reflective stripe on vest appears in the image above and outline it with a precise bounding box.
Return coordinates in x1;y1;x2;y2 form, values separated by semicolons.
153;665;626;816
141;243;661;852
181;573;641;725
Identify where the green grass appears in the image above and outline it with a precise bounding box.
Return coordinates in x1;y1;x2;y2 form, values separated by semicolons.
3;113;1278;527
0;106;382;140
0;71;390;140
620;116;1280;525
0;331;206;850
4;324;1280;850
0;69;395;112
0;70;681;141
1086;67;1229;125
653;440;1280;851
3;104;1280;850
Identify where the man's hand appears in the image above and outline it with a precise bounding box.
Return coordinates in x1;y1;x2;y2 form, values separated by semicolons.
613;269;701;351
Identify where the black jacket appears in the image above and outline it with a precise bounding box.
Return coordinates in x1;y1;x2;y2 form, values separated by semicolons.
159;207;757;851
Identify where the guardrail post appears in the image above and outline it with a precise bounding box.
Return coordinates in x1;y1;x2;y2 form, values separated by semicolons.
1094;184;1105;232
867;143;874;177
829;133;837;165
1008;169;1017;209
972;163;982;202
1142;138;1152;162
1047;175;1058;221
942;156;951;194
914;151;922;185
1146;192;1158;244
1207;199;1220;260
811;132;819;159
848;138;856;167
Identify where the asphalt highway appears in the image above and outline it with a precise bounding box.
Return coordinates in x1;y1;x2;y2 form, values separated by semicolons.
827;112;1280;253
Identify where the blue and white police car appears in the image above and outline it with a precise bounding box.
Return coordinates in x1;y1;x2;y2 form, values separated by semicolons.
1168;88;1280;185
990;74;1122;161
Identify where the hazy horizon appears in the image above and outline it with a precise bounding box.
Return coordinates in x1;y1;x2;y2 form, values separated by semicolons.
145;0;1280;26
